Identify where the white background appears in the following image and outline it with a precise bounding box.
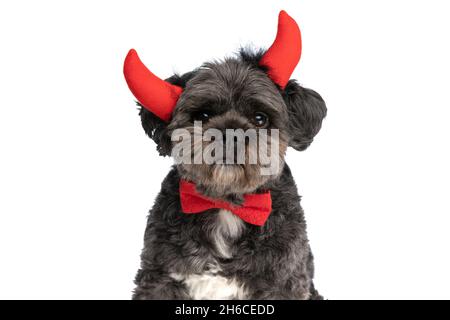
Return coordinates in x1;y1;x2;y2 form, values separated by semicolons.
1;0;449;300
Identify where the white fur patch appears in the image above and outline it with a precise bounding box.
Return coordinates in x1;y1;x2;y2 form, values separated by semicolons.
170;272;248;300
212;209;244;258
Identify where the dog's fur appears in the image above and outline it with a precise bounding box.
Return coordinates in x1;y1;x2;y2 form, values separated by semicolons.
132;49;326;299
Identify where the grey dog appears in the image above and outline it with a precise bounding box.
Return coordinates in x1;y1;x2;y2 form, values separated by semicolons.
123;11;327;299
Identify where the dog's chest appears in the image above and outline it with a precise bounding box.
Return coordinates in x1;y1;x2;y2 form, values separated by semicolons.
172;210;248;299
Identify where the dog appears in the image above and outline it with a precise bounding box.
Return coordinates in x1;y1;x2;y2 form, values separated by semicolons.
123;10;326;300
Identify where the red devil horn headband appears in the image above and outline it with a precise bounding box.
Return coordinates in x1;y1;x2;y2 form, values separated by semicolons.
123;10;301;122
259;10;302;89
123;49;182;122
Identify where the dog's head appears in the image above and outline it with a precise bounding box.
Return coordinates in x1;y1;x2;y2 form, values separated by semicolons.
124;11;326;201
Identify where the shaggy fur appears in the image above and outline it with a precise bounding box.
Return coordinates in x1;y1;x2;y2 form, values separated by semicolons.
132;49;327;299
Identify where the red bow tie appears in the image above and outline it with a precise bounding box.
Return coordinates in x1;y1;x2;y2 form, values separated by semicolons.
179;180;272;226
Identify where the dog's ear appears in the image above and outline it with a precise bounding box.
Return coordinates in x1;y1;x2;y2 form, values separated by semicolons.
139;106;172;156
282;80;327;151
139;72;195;156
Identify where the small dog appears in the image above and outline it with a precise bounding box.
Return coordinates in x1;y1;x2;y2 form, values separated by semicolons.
124;11;326;300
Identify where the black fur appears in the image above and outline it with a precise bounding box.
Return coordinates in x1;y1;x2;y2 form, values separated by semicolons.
283;81;327;151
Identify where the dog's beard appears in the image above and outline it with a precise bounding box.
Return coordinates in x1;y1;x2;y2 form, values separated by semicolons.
181;163;268;197
177;128;287;202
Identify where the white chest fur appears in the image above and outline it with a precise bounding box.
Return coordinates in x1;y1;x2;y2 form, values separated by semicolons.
170;210;247;299
173;272;247;300
212;209;245;258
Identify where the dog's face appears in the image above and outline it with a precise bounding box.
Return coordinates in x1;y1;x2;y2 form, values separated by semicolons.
139;51;326;200
126;11;327;200
168;58;289;198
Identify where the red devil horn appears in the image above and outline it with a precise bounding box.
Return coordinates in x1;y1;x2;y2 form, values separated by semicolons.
123;49;182;122
259;10;302;89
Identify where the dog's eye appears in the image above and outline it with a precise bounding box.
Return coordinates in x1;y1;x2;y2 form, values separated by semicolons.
253;112;269;127
192;110;211;122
